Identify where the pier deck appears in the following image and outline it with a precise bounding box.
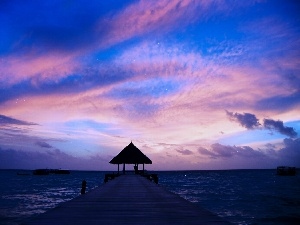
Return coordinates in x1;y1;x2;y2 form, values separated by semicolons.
23;175;230;225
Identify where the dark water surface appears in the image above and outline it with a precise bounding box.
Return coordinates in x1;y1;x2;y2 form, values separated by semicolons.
0;169;299;225
157;170;300;225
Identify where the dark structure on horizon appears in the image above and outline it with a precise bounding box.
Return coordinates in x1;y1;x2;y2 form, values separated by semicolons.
109;141;152;174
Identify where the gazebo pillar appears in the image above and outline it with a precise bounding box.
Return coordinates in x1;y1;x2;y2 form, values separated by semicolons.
118;164;119;174
143;163;144;174
134;163;138;174
123;163;125;174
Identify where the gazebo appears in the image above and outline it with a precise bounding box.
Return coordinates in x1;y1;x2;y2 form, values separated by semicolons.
110;142;152;174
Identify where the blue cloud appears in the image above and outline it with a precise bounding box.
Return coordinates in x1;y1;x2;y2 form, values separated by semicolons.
256;91;300;111
0;67;131;103
0;147;108;170
63;120;126;138
112;101;162;118
0;0;130;54
35;141;53;148
105;78;181;99
198;143;266;159
176;149;194;155
64;120;110;132
226;111;260;129
263;119;297;138
0;114;37;126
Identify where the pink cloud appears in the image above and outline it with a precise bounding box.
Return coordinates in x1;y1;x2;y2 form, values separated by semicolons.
1;37;291;148
0;53;78;87
96;0;254;49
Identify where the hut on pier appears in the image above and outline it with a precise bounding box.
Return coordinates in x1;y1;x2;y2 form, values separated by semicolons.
109;142;152;174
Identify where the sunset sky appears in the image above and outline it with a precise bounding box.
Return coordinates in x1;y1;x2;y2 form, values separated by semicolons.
1;0;299;171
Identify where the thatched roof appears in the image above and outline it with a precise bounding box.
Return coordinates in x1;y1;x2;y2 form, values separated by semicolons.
109;142;152;164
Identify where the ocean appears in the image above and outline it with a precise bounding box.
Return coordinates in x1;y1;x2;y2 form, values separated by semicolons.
0;169;299;225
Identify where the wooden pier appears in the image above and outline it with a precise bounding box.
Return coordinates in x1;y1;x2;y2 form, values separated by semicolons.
22;175;231;225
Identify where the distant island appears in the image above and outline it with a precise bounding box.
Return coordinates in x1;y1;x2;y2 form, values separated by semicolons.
33;169;70;175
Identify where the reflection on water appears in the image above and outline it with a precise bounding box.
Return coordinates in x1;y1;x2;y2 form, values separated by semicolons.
0;170;106;225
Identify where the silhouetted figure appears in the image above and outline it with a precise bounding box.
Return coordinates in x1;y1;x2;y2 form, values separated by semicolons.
81;180;86;194
134;165;138;174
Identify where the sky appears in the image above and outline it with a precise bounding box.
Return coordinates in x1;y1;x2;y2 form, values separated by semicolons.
0;0;300;171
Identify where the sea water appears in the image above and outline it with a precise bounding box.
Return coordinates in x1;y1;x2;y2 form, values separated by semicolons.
0;170;106;225
0;169;299;225
158;170;300;224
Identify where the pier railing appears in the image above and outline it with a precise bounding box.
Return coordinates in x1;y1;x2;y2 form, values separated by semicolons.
141;173;158;184
104;173;120;183
104;172;158;184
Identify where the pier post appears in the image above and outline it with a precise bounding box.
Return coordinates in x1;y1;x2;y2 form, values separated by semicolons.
81;180;86;194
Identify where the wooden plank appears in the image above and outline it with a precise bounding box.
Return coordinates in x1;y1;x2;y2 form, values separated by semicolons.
22;175;231;225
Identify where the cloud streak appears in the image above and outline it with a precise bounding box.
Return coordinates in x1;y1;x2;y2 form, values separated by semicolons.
35;141;53;148
0;147;110;170
176;149;194;155
198;138;300;167
0;114;37;126
198;144;266;159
